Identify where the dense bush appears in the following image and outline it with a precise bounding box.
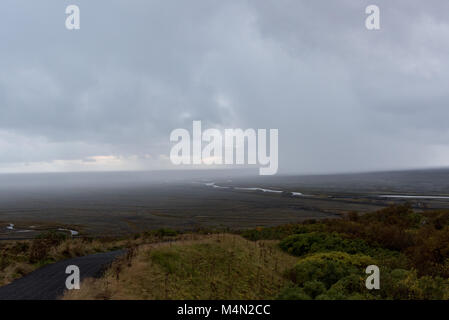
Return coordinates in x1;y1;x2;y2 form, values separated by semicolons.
302;280;327;298
286;251;375;288
323;210;416;251
279;231;408;269
316;268;425;300
35;230;68;244
246;204;449;300
276;286;311;300
279;232;373;257
318;205;449;274
29;231;68;263
360;204;422;228
281;263;449;300
316;274;370;300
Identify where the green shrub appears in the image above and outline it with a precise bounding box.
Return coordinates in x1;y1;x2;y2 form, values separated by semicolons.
380;269;449;300
287;251;375;288
36;230;68;244
276;286;311;300
302;280;327;298
279;232;373;257
318;274;369;300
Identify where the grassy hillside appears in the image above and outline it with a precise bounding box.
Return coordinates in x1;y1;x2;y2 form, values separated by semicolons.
64;234;297;299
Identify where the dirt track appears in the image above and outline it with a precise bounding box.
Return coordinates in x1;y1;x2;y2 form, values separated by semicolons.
0;250;125;300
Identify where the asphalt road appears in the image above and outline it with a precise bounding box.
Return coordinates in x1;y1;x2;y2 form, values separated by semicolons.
0;250;125;300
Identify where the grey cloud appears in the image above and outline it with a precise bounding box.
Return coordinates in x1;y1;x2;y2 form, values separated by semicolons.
0;0;448;173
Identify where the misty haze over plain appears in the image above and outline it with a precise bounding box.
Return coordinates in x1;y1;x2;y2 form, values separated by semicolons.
1;0;449;175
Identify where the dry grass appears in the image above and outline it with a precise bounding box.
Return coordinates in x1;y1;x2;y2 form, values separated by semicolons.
63;234;297;300
0;237;133;286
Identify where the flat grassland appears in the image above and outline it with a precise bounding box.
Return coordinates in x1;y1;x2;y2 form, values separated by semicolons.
2;168;449;238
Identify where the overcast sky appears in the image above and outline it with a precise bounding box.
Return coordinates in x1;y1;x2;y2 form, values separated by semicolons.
0;0;448;174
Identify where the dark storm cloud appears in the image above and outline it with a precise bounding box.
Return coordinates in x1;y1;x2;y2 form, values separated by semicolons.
0;0;448;173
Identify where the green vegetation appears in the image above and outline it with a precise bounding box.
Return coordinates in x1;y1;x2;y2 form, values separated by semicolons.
280;232;376;256
242;204;449;300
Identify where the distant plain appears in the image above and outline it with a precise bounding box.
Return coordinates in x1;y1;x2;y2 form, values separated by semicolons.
1;168;449;238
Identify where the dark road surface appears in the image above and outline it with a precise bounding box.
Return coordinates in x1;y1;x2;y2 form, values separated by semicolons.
0;250;125;300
